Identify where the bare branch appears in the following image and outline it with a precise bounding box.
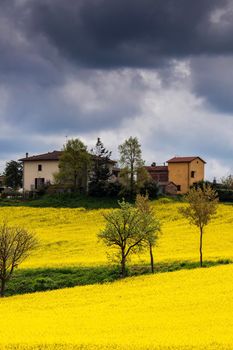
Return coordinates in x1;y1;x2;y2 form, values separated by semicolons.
0;223;38;296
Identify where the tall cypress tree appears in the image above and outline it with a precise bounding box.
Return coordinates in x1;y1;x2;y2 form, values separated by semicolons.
89;138;112;196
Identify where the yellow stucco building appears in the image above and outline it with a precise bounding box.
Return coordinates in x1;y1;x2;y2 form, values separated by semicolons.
167;156;206;194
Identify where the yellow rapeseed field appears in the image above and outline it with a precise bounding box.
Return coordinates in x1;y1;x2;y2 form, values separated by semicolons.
0;201;233;349
0;201;232;268
0;264;233;349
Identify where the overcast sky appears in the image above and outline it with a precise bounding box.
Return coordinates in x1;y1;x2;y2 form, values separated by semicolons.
1;0;233;179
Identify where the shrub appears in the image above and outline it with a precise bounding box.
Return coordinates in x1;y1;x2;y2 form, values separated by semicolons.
217;189;233;202
88;180;108;197
140;180;160;199
105;181;122;198
33;277;57;291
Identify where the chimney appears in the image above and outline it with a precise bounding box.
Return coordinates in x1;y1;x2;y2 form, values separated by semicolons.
26;152;28;158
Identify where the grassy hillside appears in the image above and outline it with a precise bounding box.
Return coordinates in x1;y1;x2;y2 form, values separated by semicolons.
0;201;232;269
1;264;233;349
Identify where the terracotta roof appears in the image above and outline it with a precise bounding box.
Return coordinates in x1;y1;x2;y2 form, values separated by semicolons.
159;181;177;186
19;151;117;164
145;166;168;171
19;151;62;161
167;156;206;164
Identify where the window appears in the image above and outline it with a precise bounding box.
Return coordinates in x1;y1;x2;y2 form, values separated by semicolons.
35;178;45;190
38;164;42;171
191;171;195;178
177;185;181;191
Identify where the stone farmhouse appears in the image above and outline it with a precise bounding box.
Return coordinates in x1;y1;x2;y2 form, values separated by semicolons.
19;151;205;195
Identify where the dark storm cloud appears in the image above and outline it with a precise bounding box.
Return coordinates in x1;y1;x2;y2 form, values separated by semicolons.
191;56;233;113
24;0;231;68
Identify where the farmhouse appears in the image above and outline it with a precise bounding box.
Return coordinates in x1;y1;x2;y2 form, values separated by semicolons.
167;156;205;194
19;151;116;192
146;156;206;194
19;151;61;192
19;150;205;195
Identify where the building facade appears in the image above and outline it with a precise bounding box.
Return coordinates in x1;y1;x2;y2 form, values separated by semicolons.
144;165;168;182
19;151;117;192
19;151;61;191
167;156;206;194
145;156;205;195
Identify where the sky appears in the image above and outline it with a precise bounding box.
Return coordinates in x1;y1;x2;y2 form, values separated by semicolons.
1;0;233;180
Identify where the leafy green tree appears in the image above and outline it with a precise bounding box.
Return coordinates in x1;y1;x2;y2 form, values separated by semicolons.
0;222;37;297
98;200;147;276
136;194;161;273
4;161;23;190
179;185;218;267
55;139;90;192
118;137;145;198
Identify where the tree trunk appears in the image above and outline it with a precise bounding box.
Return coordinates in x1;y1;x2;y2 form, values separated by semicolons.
200;227;203;267
130;164;134;199
121;253;126;277
149;243;154;273
0;279;5;297
73;173;78;192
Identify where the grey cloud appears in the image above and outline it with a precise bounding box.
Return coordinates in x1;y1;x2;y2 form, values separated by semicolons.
191;56;233;113
1;70;147;136
21;0;230;68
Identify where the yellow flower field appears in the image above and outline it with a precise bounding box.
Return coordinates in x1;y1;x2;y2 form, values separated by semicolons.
0;264;233;349
0;201;233;349
0;201;232;268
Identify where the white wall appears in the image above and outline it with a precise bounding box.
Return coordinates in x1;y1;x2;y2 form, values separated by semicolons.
23;161;59;191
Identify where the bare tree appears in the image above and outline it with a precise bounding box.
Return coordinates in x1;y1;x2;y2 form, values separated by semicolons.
0;222;38;297
179;185;218;267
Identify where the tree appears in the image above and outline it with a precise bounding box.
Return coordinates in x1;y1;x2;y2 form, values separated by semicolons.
4;161;23;190
221;175;233;189
179;185;218;267
89;138;112;196
55;139;91;192
91;137;112;180
0;222;37;297
139;179;160;199
98;200;147;276
135;194;161;273
118;137;145;198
